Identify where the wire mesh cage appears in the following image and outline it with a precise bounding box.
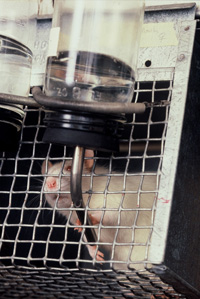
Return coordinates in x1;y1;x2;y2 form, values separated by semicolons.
0;2;200;299
0;83;184;299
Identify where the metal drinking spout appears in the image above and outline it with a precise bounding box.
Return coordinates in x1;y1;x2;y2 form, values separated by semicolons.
71;146;97;243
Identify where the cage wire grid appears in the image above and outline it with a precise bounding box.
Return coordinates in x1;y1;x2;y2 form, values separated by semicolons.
0;78;186;298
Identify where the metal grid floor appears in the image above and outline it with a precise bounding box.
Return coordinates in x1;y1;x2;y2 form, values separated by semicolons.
0;268;185;298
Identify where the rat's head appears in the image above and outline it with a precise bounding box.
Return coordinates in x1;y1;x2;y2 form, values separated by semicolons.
41;150;94;212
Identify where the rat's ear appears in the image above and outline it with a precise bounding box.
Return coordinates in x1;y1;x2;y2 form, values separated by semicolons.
84;149;94;170
41;160;53;174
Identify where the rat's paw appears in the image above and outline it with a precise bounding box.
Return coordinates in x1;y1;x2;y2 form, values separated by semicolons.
96;249;105;262
74;218;83;233
87;245;104;262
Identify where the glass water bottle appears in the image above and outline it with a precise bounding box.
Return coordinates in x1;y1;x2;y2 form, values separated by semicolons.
45;0;144;104
0;0;37;150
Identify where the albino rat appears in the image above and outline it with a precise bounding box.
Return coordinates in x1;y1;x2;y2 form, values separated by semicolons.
42;150;157;270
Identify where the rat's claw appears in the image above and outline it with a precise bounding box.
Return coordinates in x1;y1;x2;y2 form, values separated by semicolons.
74;227;83;233
74;218;83;232
87;245;104;262
96;250;105;262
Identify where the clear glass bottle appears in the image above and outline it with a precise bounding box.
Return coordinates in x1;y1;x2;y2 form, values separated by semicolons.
0;0;37;150
45;0;144;103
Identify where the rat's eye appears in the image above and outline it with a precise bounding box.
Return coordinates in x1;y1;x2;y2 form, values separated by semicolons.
66;165;71;171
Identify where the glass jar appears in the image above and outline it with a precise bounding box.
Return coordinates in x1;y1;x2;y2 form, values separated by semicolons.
45;0;144;103
0;0;37;150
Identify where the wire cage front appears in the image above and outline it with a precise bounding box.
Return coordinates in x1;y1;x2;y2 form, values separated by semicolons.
0;3;199;299
0;80;171;269
0;81;184;298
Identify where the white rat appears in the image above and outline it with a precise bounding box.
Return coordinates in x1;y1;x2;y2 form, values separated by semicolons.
42;150;157;270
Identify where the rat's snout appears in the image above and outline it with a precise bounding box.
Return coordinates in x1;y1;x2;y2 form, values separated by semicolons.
46;176;57;190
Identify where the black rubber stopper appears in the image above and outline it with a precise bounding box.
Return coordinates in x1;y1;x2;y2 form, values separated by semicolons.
0;106;23;151
42;110;125;152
